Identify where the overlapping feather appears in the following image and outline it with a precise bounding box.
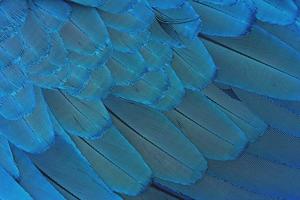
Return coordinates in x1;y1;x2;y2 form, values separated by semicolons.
0;0;299;199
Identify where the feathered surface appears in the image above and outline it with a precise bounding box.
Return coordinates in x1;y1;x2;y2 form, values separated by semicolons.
0;0;299;199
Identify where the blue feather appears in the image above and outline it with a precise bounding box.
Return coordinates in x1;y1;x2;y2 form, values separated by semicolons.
30;117;121;200
193;0;255;37
12;148;65;200
0;165;33;200
71;126;152;195
44;89;112;139
252;0;298;25
208;153;300;199
0;135;19;178
106;95;207;184
0;0;300;199
0;88;53;153
235;88;300;137
172;37;216;90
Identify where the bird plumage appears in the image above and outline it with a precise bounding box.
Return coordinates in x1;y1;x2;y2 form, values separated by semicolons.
0;0;300;199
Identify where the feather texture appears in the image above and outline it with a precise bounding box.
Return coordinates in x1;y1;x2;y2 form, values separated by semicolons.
0;0;299;199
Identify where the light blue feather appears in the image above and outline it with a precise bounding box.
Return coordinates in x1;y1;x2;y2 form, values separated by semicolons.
0;165;32;200
0;135;19;178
